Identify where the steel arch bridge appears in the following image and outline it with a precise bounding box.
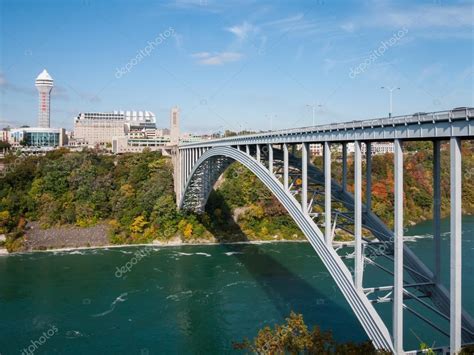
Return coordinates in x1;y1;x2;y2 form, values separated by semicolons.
173;108;474;354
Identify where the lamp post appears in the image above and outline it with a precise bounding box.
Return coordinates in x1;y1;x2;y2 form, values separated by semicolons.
306;103;322;126
381;86;400;118
266;114;276;131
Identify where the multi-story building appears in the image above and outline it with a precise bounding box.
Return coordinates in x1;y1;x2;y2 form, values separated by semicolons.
1;129;10;143
112;135;171;154
73;111;156;146
308;142;393;156
9;127;66;147
362;142;394;155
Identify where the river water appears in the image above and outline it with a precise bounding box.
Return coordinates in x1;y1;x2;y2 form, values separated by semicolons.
0;216;472;354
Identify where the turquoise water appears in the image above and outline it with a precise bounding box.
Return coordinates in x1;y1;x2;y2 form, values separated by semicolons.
0;216;472;354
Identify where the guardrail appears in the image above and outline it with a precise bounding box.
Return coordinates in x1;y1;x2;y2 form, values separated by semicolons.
180;108;473;147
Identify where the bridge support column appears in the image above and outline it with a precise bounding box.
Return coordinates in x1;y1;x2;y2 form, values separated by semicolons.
183;149;187;181
283;143;289;191
342;142;347;192
354;141;363;290
187;149;191;178
246;145;250;155
268;144;273;174
393;139;404;354
450;137;462;354
181;150;185;197
324;141;332;244
302;142;308;214
256;144;261;162
366;142;372;212
433;140;441;284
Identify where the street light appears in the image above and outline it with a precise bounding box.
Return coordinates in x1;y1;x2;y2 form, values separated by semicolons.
265;114;277;131
306;103;322;126
380;86;400;118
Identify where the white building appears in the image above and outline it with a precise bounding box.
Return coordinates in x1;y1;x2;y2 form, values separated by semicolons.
1;129;9;143
73;111;156;146
112;136;170;154
35;69;54;128
363;142;394;155
308;142;393;156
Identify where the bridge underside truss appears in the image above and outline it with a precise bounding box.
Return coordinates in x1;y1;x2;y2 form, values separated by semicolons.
176;142;474;354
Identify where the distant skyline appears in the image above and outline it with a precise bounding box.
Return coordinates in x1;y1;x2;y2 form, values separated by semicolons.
1;0;473;133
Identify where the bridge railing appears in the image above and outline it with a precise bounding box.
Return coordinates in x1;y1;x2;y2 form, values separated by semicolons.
179;108;473;147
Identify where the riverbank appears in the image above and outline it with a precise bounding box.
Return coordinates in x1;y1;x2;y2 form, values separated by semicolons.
2;220;305;254
2;236;310;255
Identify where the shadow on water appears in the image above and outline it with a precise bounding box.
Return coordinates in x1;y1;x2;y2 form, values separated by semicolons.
203;190;361;330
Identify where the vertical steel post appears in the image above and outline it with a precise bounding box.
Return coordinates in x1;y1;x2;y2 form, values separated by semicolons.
283;143;289;190
393;139;404;354
177;149;182;202
324;141;332;244
268;144;273;174
246;144;250;155
433;140;441;284
342;142;347;192
187;149;191;179
366;142;372;212
450;137;462;354
184;149;188;184
181;149;186;194
302;142;308;214
256;144;261;162
354;141;363;290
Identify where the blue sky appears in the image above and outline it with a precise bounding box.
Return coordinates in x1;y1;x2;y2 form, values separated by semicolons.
1;0;473;133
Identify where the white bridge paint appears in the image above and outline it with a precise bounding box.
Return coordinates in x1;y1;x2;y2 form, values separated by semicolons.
174;108;474;354
180;146;394;351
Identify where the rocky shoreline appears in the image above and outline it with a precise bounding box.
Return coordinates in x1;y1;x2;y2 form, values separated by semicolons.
0;221;309;254
22;221;111;251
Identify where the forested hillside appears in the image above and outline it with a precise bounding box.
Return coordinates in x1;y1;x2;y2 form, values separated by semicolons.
0;142;473;252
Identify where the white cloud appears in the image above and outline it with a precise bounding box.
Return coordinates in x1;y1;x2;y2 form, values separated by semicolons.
342;2;474;34
191;52;211;59
192;52;243;65
340;22;355;33
226;21;256;40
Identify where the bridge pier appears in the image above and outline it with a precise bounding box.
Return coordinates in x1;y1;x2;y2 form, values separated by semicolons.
256;144;261;162
354;141;363;291
366;142;372;212
450;137;462;354
301;142;308;214
283;143;289;191
268;144;273;174
433;140;441;285
324;142;332;244
393;139;404;354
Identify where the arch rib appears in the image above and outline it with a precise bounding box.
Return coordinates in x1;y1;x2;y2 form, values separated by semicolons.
179;146;395;352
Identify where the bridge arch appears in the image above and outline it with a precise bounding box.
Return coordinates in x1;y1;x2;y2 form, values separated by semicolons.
179;146;394;351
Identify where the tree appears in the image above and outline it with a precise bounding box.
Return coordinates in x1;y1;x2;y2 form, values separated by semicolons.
233;312;388;354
